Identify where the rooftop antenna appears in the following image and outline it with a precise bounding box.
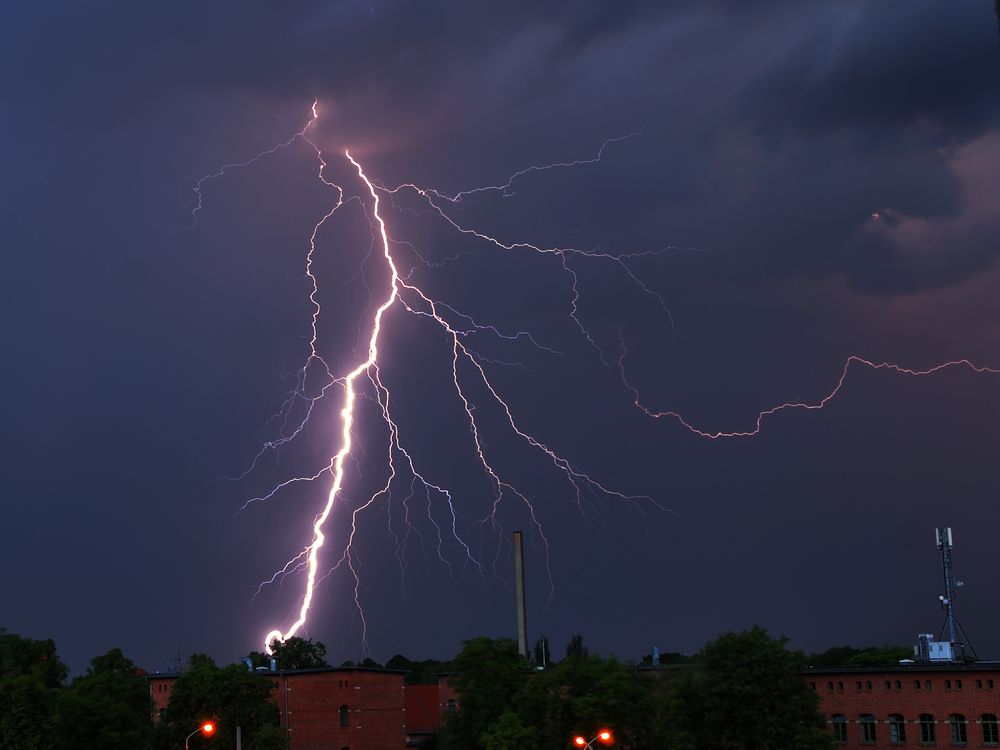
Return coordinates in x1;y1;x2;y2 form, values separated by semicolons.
936;527;977;661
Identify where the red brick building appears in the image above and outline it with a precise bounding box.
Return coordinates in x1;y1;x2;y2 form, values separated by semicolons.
149;667;459;750
808;663;1000;748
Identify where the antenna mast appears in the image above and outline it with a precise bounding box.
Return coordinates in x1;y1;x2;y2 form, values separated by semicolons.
935;527;975;661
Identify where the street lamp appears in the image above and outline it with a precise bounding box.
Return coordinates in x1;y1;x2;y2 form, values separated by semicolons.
185;721;216;749
572;728;614;748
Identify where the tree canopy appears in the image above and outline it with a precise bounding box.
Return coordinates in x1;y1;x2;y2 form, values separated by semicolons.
249;636;329;671
0;629;67;750
154;654;284;750
666;626;831;750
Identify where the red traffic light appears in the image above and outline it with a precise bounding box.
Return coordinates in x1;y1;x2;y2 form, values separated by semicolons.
200;722;216;736
573;736;588;747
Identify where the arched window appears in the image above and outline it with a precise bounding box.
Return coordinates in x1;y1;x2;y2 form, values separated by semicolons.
860;714;877;744
827;681;834;691
865;680;872;691
919;714;936;743
889;714;906;744
977;679;984;689
856;680;863;691
915;679;922;690
956;679;963;690
894;680;902;690
830;714;848;744
339;704;350;728
950;714;968;745
837;680;844;691
982;713;999;744
446;698;457;713
990;679;995;689
945;679;952;690
884;680;891;690
925;679;932;691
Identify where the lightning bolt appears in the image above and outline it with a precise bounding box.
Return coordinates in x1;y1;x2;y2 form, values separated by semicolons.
618;336;1000;438
188;101;998;656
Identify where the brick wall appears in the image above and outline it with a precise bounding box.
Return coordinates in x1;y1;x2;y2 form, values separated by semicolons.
809;666;1000;749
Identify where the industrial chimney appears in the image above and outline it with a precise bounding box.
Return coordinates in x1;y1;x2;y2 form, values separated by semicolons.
513;530;528;659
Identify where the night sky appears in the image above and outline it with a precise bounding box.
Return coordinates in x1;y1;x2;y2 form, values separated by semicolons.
4;1;1000;676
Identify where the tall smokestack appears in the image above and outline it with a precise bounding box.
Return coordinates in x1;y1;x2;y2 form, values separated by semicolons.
513;530;528;659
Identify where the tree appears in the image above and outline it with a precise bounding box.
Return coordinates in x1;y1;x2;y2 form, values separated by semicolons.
565;634;588;659
249;636;329;670
437;638;525;750
59;648;152;750
809;644;912;668
155;654;281;750
384;653;451;684
0;629;67;750
519;652;653;749
665;626;831;750
479;711;538;750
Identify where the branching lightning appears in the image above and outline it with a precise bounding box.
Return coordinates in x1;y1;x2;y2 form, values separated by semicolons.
188;102;999;655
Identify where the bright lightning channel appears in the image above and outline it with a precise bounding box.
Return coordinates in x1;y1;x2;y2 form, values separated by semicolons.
188;102;999;656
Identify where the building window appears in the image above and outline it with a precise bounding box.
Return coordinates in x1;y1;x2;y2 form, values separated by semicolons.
340;705;350;728
837;681;844;692
827;681;834;691
925;679;933;691
860;714;877;744
951;714;968;745
856;680;863;691
956;679;963;690
885;680;892;690
920;714;937;744
990;679;995;690
982;713;999;744
865;680;873;691
946;679;952;690
446;698;457;713
977;679;984;689
831;714;848;744
810;681;816;690
895;680;902;690
889;714;906;744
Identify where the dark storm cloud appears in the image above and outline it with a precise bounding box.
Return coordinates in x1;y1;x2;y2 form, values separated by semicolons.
4;0;1000;675
750;2;1000;137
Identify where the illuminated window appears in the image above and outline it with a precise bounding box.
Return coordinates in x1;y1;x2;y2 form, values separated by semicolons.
889;714;906;745
950;714;968;745
830;714;848;744
860;714;877;744
340;705;350;728
889;714;905;744
982;713;999;744
920;714;936;743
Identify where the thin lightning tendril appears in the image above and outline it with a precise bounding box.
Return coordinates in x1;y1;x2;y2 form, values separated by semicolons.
189;102;998;656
